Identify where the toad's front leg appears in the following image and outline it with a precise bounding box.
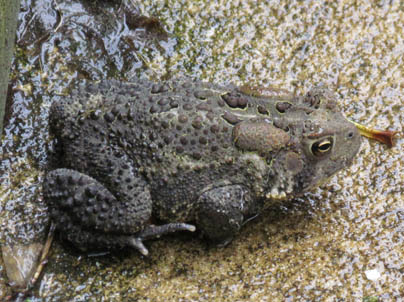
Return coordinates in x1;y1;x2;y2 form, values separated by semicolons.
195;185;258;246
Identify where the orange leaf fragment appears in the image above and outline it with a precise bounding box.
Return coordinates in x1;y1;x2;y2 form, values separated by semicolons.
352;121;399;148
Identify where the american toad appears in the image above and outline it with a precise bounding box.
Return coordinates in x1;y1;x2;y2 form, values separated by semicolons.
43;79;361;255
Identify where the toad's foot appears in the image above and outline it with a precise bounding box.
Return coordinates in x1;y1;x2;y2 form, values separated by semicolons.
128;223;196;256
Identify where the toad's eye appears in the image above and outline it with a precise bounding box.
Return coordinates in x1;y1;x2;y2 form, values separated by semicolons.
311;138;333;157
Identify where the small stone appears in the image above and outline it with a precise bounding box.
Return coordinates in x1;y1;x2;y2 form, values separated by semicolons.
365;269;381;281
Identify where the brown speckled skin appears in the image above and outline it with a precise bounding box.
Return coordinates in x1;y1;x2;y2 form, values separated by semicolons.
43;79;361;252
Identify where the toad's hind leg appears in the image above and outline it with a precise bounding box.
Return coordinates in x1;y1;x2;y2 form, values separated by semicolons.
43;168;150;251
44;169;195;254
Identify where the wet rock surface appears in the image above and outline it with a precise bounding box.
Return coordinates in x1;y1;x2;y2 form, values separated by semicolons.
0;0;403;301
2;243;44;288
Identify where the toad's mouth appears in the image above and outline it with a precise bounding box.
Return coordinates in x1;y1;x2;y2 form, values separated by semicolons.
305;173;335;191
302;160;351;192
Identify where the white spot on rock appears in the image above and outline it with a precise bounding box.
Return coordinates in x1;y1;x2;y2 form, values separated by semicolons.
365;269;381;281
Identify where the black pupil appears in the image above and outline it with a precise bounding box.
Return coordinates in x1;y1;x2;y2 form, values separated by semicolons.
312;139;333;156
319;142;331;151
